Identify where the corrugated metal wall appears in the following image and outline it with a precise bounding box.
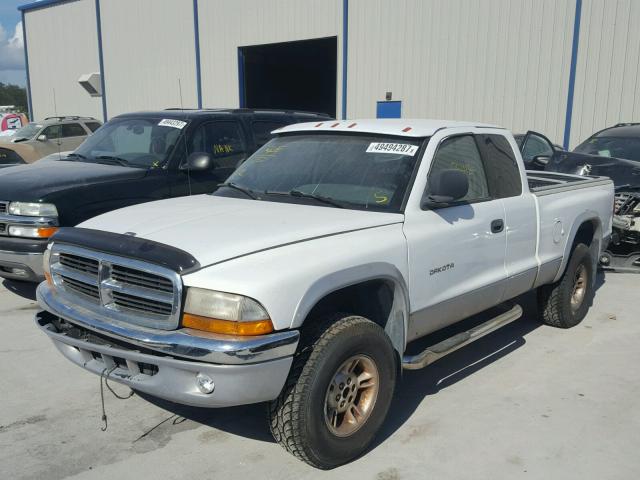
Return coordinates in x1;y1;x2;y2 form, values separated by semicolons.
347;0;576;144
24;0;102;120
22;0;640;148
570;0;640;147
99;0;197;116
197;0;342;111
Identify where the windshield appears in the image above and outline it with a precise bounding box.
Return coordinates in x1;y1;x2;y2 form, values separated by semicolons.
215;134;425;212
71;117;187;168
12;123;42;141
574;135;640;162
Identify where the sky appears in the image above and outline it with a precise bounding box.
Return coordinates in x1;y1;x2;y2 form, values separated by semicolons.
0;0;29;87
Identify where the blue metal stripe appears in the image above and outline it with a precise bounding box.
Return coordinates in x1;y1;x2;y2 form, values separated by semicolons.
21;11;34;120
563;0;583;150
18;0;76;12
341;0;349;120
95;0;108;121
238;49;246;108
193;0;202;108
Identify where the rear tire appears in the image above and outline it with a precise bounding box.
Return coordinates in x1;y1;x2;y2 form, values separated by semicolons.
268;314;397;469
537;243;594;328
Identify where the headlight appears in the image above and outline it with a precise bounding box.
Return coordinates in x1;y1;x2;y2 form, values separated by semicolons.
182;287;273;336
8;225;58;238
8;202;58;217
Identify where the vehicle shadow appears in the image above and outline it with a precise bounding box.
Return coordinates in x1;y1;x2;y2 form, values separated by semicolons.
138;272;608;450
2;279;38;301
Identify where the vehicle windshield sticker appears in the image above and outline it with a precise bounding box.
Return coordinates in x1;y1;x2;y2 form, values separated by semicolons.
158;119;187;129
366;143;419;156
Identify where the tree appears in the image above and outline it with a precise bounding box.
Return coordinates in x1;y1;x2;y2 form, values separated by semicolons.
0;83;28;114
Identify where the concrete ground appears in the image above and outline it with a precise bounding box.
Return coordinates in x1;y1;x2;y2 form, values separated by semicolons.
1;273;638;480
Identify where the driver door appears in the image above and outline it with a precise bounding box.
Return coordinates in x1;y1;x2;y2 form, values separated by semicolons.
403;134;508;341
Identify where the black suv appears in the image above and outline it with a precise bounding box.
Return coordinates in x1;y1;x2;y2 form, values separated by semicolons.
0;108;331;281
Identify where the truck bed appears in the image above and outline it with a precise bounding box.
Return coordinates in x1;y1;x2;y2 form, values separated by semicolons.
527;171;613;196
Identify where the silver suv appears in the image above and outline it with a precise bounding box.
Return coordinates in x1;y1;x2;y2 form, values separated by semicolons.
0;116;102;166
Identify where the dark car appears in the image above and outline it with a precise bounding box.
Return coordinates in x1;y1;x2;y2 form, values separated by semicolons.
545;123;640;271
0;108;331;281
544;123;640;184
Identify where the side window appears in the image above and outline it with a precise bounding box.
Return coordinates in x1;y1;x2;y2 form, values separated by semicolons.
428;135;490;203
189;121;247;169
61;123;87;138
42;125;61;140
477;134;523;198
521;133;553;162
251;121;288;148
85;122;101;133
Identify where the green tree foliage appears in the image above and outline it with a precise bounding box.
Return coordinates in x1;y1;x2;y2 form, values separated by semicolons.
0;83;27;113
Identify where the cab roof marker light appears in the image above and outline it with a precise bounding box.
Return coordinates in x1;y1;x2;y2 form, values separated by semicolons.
402;126;412;132
348;123;357;128
331;122;340;128
315;122;324;127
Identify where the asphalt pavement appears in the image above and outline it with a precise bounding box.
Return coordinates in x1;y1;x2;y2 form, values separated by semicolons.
1;272;638;480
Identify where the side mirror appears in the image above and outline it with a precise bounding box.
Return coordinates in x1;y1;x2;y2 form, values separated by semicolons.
37;134;47;142
423;169;469;207
532;155;550;168
181;152;213;171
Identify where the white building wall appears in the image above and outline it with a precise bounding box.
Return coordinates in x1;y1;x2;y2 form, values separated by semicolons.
99;0;197;117
197;0;342;112
570;0;640;147
24;0;102;121
347;0;576;145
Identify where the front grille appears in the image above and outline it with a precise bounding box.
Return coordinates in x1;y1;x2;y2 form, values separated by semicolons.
59;253;99;276
60;275;100;300
50;245;181;329
0;201;7;214
111;264;173;292
0;223;6;235
112;291;173;316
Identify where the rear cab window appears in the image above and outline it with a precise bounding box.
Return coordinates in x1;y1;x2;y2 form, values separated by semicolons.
476;134;523;198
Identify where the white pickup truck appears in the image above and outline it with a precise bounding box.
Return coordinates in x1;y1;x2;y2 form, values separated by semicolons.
36;119;614;469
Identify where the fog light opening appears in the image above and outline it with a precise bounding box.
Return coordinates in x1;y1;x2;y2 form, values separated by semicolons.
196;373;215;394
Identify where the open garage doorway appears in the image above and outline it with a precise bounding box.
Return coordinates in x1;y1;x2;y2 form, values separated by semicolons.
239;37;337;118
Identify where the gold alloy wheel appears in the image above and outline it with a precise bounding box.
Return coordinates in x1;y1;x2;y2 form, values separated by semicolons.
324;354;379;437
571;264;588;312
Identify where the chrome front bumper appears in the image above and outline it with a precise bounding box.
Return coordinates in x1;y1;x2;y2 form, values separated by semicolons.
36;283;299;407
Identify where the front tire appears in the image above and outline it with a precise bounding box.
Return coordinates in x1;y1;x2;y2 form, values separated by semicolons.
268;314;397;469
538;243;594;328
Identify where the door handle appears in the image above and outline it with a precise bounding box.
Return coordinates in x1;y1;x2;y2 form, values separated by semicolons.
491;219;504;233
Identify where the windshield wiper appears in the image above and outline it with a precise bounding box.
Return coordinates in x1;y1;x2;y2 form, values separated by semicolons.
65;152;87;161
95;155;130;167
265;189;345;208
217;182;258;199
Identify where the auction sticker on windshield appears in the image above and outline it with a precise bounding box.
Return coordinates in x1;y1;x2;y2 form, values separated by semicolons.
366;143;419;156
158;119;187;129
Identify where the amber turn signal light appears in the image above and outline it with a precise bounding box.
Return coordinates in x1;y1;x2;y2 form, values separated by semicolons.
182;313;274;336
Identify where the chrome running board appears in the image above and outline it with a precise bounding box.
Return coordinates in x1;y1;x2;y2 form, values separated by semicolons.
402;304;523;370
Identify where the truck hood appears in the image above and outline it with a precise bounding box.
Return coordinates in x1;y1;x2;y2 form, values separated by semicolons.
79;195;404;267
0;161;148;201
